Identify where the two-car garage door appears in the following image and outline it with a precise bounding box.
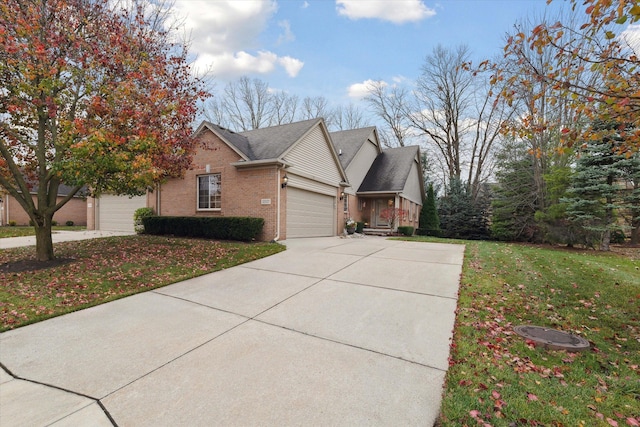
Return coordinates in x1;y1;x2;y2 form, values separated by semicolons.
98;189;336;237
97;194;146;233
286;187;335;238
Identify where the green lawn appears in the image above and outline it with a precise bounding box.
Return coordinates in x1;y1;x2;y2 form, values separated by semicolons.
0;225;86;238
0;235;285;331
402;238;639;426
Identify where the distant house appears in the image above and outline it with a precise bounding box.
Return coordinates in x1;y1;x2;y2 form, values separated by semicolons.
88;118;424;239
0;184;87;226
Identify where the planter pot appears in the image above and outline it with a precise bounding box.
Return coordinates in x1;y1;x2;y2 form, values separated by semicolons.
346;227;356;235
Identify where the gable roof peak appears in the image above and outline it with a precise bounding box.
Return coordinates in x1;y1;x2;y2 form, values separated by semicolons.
330;126;379;169
358;144;421;193
236;118;325;160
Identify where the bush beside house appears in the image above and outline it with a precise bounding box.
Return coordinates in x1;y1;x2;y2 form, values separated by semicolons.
142;216;265;241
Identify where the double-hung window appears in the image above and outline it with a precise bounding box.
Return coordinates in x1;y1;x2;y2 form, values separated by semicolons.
198;174;221;210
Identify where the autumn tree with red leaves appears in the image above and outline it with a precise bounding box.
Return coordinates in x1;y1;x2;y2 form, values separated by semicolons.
0;0;208;260
501;0;640;153
379;207;408;232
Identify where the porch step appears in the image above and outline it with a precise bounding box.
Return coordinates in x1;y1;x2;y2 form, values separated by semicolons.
362;228;391;236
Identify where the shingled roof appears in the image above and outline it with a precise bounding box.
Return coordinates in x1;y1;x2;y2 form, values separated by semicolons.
238;118;321;160
206;123;255;159
358;146;420;193
3;173;88;197
201;119;323;162
330;127;377;169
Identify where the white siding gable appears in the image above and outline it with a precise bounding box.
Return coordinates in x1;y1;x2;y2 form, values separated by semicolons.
402;159;424;205
284;125;343;186
345;139;379;195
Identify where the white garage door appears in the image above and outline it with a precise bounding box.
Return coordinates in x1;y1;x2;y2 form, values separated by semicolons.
98;194;146;232
287;187;335;238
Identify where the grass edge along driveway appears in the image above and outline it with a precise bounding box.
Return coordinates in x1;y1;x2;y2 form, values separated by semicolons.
1;235;285;331
408;237;639;427
0;225;86;238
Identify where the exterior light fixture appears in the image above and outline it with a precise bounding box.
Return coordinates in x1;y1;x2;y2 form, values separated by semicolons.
340;191;345;200
281;173;288;189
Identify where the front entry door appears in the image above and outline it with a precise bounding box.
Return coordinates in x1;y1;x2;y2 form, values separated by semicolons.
374;198;394;227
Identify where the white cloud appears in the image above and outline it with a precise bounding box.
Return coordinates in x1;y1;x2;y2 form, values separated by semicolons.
621;24;640;53
392;75;409;84
277;20;295;44
192;51;279;79
348;79;387;98
278;56;305;77
336;0;435;24
171;0;304;79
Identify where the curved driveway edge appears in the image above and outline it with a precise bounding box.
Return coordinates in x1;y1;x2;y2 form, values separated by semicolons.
0;236;464;426
0;230;134;250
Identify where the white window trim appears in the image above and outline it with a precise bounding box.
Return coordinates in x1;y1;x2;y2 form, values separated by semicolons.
197;173;222;211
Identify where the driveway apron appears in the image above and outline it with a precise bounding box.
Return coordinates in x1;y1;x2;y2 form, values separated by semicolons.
0;237;464;426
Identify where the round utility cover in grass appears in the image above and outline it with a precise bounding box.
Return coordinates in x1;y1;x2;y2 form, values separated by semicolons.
514;325;590;352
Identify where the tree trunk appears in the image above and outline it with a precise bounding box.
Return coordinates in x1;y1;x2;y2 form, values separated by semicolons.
631;220;640;245
35;218;55;261
600;229;611;251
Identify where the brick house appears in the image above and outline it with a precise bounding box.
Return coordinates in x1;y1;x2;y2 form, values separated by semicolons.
332;127;425;232
144;118;347;241
89;118;425;239
0;184;87;226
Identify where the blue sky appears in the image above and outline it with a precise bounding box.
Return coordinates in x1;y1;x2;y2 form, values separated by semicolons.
170;0;623;109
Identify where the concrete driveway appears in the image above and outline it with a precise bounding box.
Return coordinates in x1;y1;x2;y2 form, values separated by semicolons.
0;230;133;250
0;236;464;426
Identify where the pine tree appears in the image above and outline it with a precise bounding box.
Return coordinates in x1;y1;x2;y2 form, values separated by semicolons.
419;184;441;236
536;164;584;246
438;177;490;240
491;142;539;241
618;150;640;244
565;123;631;250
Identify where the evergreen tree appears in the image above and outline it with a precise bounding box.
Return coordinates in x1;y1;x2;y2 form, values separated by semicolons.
536;164;584;246
419;184;441;236
438;177;490;240
618;150;640;244
565;122;631;250
491;142;539;241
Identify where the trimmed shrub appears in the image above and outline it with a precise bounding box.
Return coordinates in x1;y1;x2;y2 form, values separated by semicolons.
51;220;58;226
397;226;414;236
8;220;17;227
134;207;155;234
66;220;74;226
142;216;264;242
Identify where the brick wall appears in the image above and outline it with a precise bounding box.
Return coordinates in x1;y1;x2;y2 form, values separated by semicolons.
4;194;86;226
158;129;283;241
398;199;420;231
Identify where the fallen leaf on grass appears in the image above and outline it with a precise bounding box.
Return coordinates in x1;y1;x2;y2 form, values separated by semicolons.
528;393;539;401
